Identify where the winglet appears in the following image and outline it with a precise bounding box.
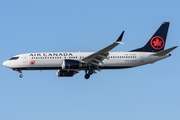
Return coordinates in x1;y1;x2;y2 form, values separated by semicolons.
116;31;125;43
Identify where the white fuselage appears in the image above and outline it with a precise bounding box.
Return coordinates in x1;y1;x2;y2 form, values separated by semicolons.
3;52;170;70
2;22;175;79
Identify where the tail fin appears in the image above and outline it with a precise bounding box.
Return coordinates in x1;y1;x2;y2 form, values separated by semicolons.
131;22;170;52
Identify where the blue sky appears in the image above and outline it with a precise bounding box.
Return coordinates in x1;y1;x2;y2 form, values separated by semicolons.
0;0;180;120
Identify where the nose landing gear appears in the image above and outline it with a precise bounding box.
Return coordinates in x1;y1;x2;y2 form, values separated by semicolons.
19;73;23;78
18;70;23;78
13;69;23;78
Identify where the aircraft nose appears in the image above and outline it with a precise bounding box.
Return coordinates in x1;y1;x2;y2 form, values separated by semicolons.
3;61;9;67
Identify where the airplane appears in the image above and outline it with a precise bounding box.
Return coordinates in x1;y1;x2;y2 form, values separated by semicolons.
3;22;177;79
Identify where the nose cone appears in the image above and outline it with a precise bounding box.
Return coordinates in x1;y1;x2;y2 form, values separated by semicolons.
3;61;9;67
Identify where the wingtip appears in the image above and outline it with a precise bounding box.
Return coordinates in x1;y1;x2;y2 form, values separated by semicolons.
116;31;125;42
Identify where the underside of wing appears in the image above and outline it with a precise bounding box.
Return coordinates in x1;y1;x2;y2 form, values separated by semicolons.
81;31;124;66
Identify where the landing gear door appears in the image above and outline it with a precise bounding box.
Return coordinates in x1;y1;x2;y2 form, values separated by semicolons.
23;55;28;63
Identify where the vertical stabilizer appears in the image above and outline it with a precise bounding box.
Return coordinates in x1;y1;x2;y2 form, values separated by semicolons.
131;22;170;52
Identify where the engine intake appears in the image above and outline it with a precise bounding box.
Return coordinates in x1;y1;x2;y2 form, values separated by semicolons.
62;59;84;70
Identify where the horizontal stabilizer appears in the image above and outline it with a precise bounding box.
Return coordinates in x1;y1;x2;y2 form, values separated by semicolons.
153;46;178;56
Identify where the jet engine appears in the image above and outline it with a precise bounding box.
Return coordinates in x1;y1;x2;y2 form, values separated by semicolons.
62;59;86;70
56;70;77;77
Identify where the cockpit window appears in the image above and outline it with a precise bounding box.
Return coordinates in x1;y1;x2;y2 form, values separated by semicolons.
9;57;19;60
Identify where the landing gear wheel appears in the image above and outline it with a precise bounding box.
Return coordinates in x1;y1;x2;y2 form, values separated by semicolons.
19;74;23;78
85;74;90;79
88;70;94;75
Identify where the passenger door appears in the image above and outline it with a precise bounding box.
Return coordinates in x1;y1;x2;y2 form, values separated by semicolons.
140;53;144;62
23;55;28;63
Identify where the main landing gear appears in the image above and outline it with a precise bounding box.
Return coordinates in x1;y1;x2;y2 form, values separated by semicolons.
85;74;90;79
84;69;95;79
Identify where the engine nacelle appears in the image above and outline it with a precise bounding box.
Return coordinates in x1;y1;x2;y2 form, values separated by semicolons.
56;70;76;77
62;59;84;70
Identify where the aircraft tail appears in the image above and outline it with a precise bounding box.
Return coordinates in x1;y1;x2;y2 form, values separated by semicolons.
153;46;178;56
131;22;170;52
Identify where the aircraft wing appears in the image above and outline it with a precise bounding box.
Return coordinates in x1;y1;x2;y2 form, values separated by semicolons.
81;31;124;66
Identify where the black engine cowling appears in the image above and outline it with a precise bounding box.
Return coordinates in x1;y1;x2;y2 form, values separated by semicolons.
56;70;77;77
62;59;85;70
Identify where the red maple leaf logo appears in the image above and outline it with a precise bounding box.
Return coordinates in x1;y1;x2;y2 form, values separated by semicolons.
153;38;162;47
30;60;35;65
150;36;164;50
